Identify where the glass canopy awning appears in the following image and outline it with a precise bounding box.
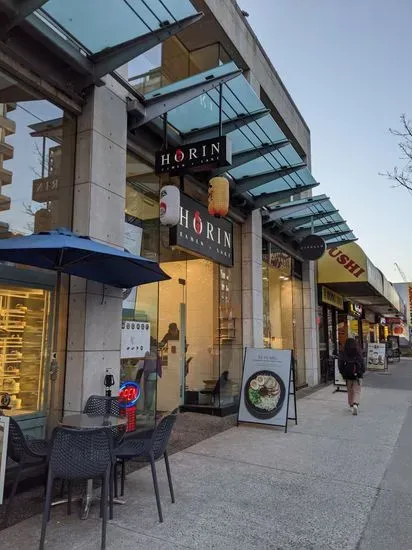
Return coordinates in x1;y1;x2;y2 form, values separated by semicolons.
0;0;203;100
130;60;356;248
140;61;320;208
262;194;357;248
41;0;197;54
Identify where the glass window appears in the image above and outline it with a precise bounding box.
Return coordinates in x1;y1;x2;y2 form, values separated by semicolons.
0;74;76;434
122;153;160;427
0;286;51;416
262;241;306;385
123;160;243;415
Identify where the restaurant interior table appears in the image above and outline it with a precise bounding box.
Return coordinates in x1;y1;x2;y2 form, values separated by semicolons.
54;413;128;520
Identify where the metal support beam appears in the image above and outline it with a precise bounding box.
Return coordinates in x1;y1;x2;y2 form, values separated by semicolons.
323;230;354;241
234;163;306;195
292;220;346;238
81;13;204;89
281;209;339;230
23;14;95;76
262;195;330;225
181;109;269;143
0;0;48;35
326;238;357;249
0;44;83;114
254;181;318;209
128;68;242;130
210;140;289;177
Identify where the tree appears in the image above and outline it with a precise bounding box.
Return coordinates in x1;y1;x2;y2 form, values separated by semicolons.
382;114;412;192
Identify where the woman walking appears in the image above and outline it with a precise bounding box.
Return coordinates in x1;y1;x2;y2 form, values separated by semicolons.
338;338;365;415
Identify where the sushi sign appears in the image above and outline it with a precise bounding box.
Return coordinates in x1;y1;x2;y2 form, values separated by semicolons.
238;348;297;432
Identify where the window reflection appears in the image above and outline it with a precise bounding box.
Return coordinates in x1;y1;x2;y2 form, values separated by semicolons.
0;93;75;237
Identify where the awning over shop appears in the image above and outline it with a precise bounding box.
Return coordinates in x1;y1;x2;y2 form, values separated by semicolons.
262;194;356;249
129;61;356;250
0;0;203;107
318;242;403;315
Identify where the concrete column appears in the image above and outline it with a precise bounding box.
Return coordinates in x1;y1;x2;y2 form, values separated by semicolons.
242;210;263;349
302;260;320;386
64;78;127;412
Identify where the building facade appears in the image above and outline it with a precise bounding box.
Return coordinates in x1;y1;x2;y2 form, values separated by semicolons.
0;0;356;435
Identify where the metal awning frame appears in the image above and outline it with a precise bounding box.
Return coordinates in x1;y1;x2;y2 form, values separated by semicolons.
0;0;205;109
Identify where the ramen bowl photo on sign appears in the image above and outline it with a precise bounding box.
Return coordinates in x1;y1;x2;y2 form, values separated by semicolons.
244;370;286;419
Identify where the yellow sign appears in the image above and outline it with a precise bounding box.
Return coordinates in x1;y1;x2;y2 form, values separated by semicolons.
318;242;367;283
321;286;344;310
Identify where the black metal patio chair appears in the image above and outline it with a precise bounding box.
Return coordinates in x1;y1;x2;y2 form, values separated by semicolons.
39;427;114;550
2;416;49;527
114;409;178;523
83;395;125;445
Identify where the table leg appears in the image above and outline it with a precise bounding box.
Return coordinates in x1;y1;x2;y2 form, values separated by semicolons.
80;479;94;520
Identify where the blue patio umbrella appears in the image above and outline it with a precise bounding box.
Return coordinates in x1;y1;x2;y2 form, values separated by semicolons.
0;228;170;288
0;228;170;430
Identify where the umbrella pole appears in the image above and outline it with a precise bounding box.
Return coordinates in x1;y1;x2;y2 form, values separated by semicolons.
46;270;61;437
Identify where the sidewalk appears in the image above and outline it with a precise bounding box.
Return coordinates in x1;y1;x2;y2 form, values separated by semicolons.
2;361;412;549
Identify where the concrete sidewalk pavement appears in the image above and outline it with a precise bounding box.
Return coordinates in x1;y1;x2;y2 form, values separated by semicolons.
1;361;412;549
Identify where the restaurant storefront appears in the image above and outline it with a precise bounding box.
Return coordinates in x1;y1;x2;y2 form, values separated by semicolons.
0;0;360;438
121;153;243;417
318;242;404;358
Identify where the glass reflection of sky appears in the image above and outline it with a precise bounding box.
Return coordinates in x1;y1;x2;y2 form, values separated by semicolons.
1;100;62;235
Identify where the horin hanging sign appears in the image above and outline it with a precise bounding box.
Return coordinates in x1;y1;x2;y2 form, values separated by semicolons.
155;136;232;175
169;194;233;267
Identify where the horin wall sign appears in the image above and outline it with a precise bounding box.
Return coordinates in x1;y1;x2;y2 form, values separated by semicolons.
155;136;232;175
170;193;233;267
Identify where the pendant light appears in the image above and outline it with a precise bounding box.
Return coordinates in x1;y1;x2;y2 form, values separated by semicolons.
208;176;229;217
159;185;180;227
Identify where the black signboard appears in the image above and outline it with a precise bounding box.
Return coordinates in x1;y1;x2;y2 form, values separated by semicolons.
299;234;326;261
169;194;233;267
155;136;232;175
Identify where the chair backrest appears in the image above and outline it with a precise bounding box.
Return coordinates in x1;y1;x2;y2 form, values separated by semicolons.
84;395;125;444
151;409;178;460
83;395;120;416
7;417;31;463
48;427;114;480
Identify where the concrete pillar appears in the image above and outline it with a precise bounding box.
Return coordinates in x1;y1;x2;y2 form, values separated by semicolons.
242;210;263;348
64;78;127;412
302;260;320;386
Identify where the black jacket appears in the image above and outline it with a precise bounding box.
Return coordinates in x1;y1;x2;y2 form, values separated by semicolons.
338;352;365;380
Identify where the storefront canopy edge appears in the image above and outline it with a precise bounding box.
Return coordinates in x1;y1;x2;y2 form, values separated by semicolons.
262;194;356;247
0;0;203;103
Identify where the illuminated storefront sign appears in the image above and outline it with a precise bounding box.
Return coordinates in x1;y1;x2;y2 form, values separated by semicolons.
348;302;363;318
119;381;140;408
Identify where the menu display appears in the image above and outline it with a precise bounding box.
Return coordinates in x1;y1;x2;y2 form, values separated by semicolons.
238;348;297;431
367;343;387;371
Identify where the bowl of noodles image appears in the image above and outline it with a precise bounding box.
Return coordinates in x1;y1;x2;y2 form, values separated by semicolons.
244;370;286;419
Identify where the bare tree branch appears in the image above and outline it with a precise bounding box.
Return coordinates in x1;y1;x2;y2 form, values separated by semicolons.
383;114;412;193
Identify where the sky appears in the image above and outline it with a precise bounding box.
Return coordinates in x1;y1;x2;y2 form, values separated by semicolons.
238;0;412;282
